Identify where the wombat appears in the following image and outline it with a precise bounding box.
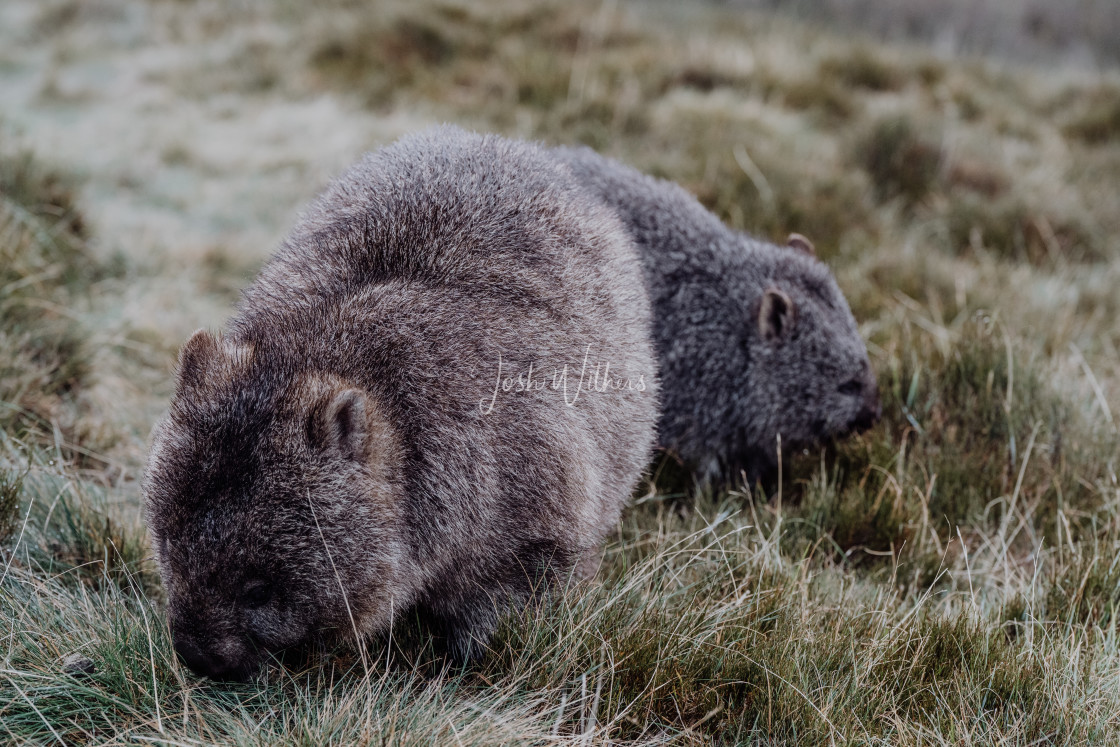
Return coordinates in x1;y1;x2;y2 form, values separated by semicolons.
555;146;880;487
144;127;658;680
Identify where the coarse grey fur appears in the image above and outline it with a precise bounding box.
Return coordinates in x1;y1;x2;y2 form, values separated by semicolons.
555;146;880;487
144;127;658;680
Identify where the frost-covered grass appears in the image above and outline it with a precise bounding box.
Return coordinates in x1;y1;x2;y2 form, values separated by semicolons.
2;0;1119;743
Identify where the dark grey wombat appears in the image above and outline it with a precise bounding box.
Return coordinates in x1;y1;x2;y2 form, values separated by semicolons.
557;146;880;487
144;127;658;680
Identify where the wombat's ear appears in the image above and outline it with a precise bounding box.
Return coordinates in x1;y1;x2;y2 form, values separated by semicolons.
177;329;219;392
786;233;815;257
318;389;369;462
759;288;796;341
176;330;253;393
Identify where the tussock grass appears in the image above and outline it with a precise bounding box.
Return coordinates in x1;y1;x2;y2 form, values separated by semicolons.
856;115;942;206
3;0;1120;742
4;471;1120;743
819;46;907;92
0;136;99;445
781;317;1119;572
778;76;858;122
943;195;1105;265
1062;85;1120;146
0;465;21;544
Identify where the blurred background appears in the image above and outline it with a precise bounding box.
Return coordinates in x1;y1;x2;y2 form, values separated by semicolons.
3;0;1117;477
722;0;1120;67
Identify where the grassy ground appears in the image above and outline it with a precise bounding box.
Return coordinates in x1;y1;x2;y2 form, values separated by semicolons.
2;0;1119;743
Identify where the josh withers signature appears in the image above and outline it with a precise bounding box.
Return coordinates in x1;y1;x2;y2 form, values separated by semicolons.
479;345;648;415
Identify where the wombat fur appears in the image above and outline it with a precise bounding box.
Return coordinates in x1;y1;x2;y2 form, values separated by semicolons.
555;146;880;487
144;127;658;680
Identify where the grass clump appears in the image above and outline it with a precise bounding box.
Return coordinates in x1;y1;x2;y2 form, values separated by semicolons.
308;1;595;113
0;146;86;247
782;317;1117;572
856;115;941;205
944;194;1104;264
310;14;460;108
1044;547;1120;627
945;156;1008;198
0;137;99;441
819;46;906;92
1063;86;1120;145
0;466;22;544
0;436;155;593
780;76;858;121
666;65;749;94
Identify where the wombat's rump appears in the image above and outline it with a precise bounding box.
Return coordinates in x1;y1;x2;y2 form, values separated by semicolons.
144;127;658;680
556;146;879;487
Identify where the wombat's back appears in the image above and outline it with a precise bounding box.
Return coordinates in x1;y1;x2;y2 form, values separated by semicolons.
240;129;635;329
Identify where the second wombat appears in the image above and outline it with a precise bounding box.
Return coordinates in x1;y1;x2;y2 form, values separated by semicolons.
557;146;880;486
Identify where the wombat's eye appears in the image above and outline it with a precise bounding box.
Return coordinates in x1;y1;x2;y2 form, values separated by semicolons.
243;581;273;609
838;379;863;396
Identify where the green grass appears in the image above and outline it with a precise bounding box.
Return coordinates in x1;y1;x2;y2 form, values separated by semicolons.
0;134;98;444
4;461;1119;743
855;115;941;206
1062;85;1120;145
2;0;1120;742
0;465;21;544
819;46;907;92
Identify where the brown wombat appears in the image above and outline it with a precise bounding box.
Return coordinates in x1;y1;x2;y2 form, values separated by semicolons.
144;127;658;680
555;146;880;487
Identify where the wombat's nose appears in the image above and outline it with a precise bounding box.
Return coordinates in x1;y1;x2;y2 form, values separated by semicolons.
174;636;252;682
174;636;215;675
852;383;882;432
867;383;882;421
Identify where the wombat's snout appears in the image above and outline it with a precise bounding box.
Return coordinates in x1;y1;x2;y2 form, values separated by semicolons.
173;633;255;682
850;378;882;434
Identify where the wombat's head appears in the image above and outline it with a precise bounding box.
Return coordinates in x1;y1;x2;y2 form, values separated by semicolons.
744;236;880;461
144;330;405;681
